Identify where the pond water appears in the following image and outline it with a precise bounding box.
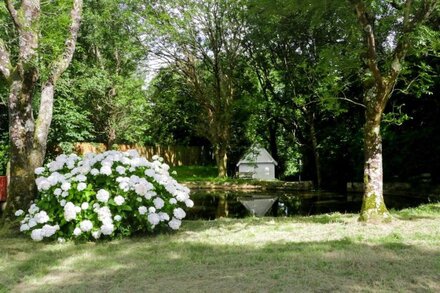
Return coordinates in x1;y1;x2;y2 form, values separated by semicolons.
186;190;433;219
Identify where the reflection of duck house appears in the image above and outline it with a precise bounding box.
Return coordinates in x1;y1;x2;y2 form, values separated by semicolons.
236;146;277;180
238;196;277;217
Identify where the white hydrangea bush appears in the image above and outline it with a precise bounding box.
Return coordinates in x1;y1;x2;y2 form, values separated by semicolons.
15;150;193;242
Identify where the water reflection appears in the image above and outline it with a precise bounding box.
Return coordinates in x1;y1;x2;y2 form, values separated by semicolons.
185;190;431;220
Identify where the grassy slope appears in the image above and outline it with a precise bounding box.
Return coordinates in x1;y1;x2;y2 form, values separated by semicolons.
1;203;440;292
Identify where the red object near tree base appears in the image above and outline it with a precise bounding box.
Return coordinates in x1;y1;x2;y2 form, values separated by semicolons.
0;176;7;202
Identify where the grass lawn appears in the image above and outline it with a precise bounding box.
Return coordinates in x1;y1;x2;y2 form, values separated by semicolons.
170;165;283;185
1;203;440;292
170;165;220;182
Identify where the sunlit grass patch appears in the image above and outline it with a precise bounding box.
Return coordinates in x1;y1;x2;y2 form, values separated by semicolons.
394;202;440;220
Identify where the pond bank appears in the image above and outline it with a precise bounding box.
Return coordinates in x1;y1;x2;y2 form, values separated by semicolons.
182;180;313;191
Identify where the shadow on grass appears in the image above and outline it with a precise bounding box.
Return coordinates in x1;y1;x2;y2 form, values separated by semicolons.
1;234;439;292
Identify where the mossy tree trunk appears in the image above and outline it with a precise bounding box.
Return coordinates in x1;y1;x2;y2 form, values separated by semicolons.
0;0;83;219
359;96;390;221
350;0;436;222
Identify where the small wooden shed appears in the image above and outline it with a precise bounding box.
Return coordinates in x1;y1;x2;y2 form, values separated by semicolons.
236;145;277;180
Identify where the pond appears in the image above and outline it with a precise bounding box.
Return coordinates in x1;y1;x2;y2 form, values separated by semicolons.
185;190;433;219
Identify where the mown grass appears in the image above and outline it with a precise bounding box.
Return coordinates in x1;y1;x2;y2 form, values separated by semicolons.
170;165;282;185
170;165;219;182
1;203;440;292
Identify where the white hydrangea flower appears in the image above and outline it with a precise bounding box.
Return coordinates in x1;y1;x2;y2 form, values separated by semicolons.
80;220;93;232
61;182;71;191
148;213;160;226
168;218;181;230
75;174;87;182
77;182;87;191
64;202;78;221
176;191;189;202
31;229;44;241
134;182;153;196
161;164;170;171
127;149;139;157
136;197;143;202
114;215;122;221
169;198;177;204
73;227;82;236
100;165;112;176
96;189;110;203
41;224;59;237
96;206;112;224
54;188;62;196
92;230;102;239
34;211;50;224
114;195;125;206
20;223;30;231
60;199;66;207
158;212;170;222
15;209;24;217
90;168;99;176
116;166;126;175
28;204;40;214
173;208;186;220
28;219;37;228
81;202;89;210
185;199;194;208
67;160;76;170
129;175;140;184
100;223;114;235
138;206;147;215
36;179;51;191
144;169;155;177
153;197;165;209
34;167;45;175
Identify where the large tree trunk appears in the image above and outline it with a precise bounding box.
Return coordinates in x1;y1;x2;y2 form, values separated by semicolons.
5;79;39;219
359;104;390;222
2;0;83;220
215;145;228;177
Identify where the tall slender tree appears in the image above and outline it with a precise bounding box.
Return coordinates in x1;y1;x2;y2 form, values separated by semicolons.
349;0;438;221
139;0;247;177
0;0;83;218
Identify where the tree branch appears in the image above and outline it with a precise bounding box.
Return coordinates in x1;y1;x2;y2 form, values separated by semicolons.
4;0;21;28
350;0;385;91
46;0;83;84
34;0;83;153
385;0;437;106
0;38;12;81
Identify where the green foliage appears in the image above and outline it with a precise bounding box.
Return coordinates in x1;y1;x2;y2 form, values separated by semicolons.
0;141;8;176
146;69;201;145
48;77;94;155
